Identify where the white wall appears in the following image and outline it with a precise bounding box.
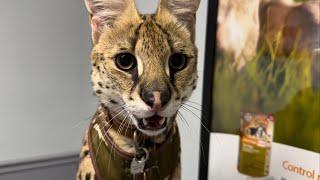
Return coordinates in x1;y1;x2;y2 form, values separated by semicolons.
0;0;96;162
0;0;208;180
178;1;208;179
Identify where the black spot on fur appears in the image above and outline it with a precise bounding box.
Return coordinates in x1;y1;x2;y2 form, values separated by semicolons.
140;15;147;20
110;100;118;104
175;96;180;100
93;53;105;61
99;55;105;61
190;78;197;86
85;173;91;180
192;86;197;90
98;82;103;88
78;172;82;180
96;90;102;94
97;66;100;71
181;96;187;102
93;63;96;67
102;71;105;74
83;150;89;157
105;85;110;89
129;97;134;100
154;22;174;52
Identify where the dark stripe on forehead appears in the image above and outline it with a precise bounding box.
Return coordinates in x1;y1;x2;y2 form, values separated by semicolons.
152;22;178;85
131;23;143;52
140;14;147;21
153;22;174;53
129;22;143;93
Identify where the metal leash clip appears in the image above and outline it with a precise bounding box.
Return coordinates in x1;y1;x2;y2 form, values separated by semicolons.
130;131;149;175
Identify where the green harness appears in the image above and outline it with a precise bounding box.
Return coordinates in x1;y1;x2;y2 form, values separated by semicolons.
88;106;180;180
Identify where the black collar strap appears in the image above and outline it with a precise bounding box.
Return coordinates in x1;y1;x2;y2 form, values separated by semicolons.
88;105;181;180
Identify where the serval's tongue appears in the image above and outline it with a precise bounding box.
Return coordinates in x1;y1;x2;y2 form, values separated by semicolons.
146;115;162;122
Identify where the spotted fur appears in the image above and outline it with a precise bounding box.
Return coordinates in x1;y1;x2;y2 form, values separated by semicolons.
77;0;200;179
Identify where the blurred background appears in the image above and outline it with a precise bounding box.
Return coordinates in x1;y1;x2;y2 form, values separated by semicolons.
0;0;208;179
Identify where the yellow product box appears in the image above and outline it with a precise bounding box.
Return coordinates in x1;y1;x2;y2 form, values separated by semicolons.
238;112;275;177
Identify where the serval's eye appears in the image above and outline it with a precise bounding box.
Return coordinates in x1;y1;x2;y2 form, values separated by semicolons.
169;53;187;72
115;53;136;71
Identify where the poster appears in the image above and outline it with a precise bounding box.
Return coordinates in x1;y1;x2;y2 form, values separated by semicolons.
200;0;320;179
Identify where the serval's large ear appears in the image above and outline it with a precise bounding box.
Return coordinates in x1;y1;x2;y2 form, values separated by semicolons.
156;0;201;40
84;0;140;44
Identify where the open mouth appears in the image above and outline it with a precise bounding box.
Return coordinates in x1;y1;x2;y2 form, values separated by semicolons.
137;115;168;131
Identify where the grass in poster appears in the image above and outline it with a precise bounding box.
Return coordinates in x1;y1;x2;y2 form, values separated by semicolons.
212;42;319;153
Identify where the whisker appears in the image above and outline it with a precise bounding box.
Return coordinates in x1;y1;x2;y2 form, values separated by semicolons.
71;116;92;129
180;105;222;147
181;105;221;146
182;102;211;119
124;117;133;137
109;109;126;122
183;103;209;116
117;113;129;135
94;123;114;166
72;103;126;130
177;111;190;127
177;110;207;169
108;103;127;113
180;106;211;134
105;126;116;171
186;100;203;106
107;109;130;171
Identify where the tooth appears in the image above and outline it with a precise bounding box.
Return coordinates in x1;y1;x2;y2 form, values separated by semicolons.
159;118;165;125
143;119;148;125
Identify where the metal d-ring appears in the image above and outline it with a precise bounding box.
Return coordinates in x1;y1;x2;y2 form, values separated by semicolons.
133;131;149;163
136;147;149;163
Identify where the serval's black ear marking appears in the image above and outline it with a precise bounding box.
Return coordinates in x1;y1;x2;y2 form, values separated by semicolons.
156;0;201;39
84;0;140;44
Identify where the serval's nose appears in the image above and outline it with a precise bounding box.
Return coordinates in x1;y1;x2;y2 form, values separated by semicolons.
141;90;171;110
